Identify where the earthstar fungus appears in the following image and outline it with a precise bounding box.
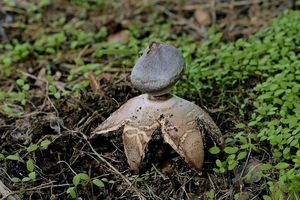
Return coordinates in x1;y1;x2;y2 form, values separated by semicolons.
92;42;223;172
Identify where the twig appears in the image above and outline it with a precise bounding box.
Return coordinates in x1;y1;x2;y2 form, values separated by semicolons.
157;6;209;39
0;23;9;43
150;164;168;181
182;0;271;10
83;135;146;200
88;72;100;92
0;181;70;200
207;173;216;190
56;161;77;175
16;70;47;83
239;138;253;180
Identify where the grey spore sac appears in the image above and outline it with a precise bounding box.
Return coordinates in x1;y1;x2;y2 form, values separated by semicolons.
130;42;185;96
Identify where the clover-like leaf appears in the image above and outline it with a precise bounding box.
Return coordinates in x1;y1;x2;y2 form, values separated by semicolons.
73;175;81;186
27;144;39;153
92;179;105;188
224;147;239;154
11;177;21;183
29;172;36;180
26;159;35;172
6;154;20;161
209;146;221;154
40;139;52;148
66;187;77;199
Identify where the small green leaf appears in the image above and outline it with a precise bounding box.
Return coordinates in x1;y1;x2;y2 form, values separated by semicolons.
0;92;6;100
22;84;30;91
101;178;108;182
224;147;239;154
263;195;272;200
228;160;238;170
216;159;223;168
26;159;35;172
275;162;290;169
209;146;221;154
6;154;20;161
261;164;273;171
40;139;52;147
54;92;61;99
11;177;21;183
290;139;299;147
92;179;105;188
48;85;56;93
16;79;24;86
248;121;257;127
78;173;90;181
27;144;39;152
0;153;5;160
274;89;285;96
207;189;215;199
73;175;81;186
28;172;36;180
93;49;134;58
66;187;77;199
213;168;220;173
219;167;225;173
283;147;290;156
248;133;256;139
22;177;31;182
237;151;247;160
235;123;246;129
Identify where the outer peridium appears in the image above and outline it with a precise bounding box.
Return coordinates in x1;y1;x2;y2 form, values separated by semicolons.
92;94;223;172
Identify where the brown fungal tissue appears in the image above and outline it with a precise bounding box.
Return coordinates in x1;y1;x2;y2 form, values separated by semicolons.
91;42;224;172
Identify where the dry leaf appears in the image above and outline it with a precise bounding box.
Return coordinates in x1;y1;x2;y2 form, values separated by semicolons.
161;159;172;174
187;193;199;200
108;31;129;43
35;68;47;87
237;192;254;200
243;159;262;184
88;72;100;93
194;8;211;26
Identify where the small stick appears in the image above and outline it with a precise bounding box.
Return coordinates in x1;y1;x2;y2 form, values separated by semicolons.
84;137;146;200
157;6;209;39
88;72;100;92
182;0;270;10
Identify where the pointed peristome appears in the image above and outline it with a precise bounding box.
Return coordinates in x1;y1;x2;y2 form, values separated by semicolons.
92;94;223;171
123;123;159;172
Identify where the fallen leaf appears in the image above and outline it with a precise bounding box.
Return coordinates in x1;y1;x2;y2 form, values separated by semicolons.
35;68;47;87
54;81;66;91
243;159;262;184
208;108;226;113
161;159;172;174
194;8;211;26
88;72;100;92
108;31;129;43
187;193;199;200
237;192;254;200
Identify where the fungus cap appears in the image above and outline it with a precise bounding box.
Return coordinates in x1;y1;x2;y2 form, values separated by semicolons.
130;42;185;96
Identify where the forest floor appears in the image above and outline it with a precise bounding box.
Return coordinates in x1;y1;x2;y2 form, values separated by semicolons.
0;0;297;199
